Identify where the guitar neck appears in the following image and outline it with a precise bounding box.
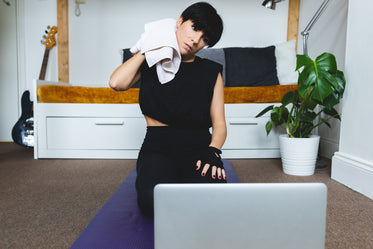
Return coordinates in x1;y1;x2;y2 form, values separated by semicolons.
39;47;50;81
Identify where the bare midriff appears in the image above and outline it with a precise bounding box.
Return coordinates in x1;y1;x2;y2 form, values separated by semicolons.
144;115;168;126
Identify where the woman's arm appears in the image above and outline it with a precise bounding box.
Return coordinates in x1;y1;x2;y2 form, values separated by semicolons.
109;52;145;91
209;73;227;149
197;73;227;180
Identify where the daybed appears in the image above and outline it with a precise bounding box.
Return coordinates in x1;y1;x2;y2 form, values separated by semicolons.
34;42;298;159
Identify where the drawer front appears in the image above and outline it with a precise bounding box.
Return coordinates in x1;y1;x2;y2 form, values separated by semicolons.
46;117;146;150
223;117;280;149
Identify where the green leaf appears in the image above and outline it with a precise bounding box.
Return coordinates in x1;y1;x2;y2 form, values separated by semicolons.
334;70;346;95
322;93;340;110
321;70;339;91
300;112;317;123
316;53;337;74
298;66;316;95
265;121;272;136
280;106;289;122
281;91;296;106
313;76;334;102
296;54;313;71
271;107;283;126
270;106;288;127
302;95;317;110
323;107;341;120
256;105;274;118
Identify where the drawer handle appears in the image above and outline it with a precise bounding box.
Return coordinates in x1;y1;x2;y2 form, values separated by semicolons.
95;120;124;126
229;118;258;125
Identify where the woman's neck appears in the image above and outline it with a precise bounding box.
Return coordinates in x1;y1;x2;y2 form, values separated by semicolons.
181;54;195;62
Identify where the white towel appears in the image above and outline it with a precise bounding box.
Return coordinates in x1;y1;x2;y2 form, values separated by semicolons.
130;18;181;84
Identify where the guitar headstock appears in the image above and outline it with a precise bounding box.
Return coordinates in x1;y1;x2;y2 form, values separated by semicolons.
41;26;58;49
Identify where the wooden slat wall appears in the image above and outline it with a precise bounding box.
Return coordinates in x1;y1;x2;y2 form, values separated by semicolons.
287;0;300;43
56;0;300;82
57;0;69;83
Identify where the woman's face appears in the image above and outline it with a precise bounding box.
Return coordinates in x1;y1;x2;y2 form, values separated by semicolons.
176;17;208;61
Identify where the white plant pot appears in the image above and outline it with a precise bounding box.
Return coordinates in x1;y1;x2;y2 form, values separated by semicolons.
279;134;320;176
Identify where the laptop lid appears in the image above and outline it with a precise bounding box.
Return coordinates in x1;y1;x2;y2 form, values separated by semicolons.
154;183;327;249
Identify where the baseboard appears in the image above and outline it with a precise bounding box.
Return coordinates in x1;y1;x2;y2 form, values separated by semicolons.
332;152;373;200
319;137;339;159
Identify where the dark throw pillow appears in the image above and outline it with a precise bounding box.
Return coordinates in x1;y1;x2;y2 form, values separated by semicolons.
224;46;279;87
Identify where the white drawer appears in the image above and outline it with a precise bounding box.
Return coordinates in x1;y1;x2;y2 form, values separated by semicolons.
46;117;146;150
223;117;280;149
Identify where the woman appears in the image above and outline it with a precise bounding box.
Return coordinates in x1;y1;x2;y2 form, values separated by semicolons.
109;2;226;217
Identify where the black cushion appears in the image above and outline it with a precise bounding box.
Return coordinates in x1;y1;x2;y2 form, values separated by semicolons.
122;49;141;88
224;46;279;87
122;49;133;63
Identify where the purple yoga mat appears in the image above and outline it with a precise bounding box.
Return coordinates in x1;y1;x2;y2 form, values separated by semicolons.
70;159;240;249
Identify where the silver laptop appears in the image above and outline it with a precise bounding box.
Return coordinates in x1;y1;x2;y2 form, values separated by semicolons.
154;183;327;249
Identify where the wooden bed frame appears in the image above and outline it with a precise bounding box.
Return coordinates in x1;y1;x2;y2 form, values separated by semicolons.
34;79;291;159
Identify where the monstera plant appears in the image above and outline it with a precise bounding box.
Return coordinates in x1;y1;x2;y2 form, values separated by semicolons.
256;52;346;176
256;52;346;138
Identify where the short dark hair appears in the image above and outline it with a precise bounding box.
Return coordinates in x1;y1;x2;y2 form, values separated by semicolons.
180;2;223;47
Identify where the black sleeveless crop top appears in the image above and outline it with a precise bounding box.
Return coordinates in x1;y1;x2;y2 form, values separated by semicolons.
139;57;222;129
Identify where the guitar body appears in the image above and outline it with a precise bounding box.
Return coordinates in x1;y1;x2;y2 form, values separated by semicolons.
12;91;34;147
11;25;57;148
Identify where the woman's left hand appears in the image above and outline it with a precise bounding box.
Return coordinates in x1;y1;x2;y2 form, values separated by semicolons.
196;146;226;180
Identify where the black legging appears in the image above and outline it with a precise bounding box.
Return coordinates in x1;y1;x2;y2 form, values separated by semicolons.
135;126;227;217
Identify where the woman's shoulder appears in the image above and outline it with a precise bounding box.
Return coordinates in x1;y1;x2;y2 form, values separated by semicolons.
196;56;223;73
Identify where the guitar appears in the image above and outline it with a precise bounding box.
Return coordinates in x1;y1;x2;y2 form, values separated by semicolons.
12;26;57;147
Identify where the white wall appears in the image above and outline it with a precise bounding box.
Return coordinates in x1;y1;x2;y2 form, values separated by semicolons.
332;0;373;200
298;0;348;159
19;0;58;99
68;0;290;85
19;0;289;91
0;0;19;141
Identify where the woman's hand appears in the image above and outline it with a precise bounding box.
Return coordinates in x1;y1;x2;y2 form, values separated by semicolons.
196;146;226;180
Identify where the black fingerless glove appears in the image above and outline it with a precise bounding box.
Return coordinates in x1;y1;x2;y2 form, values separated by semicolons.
201;146;224;170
